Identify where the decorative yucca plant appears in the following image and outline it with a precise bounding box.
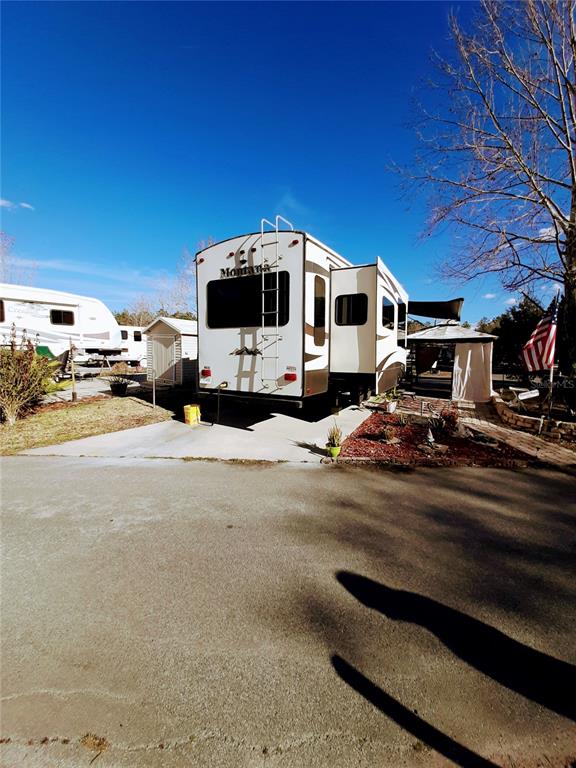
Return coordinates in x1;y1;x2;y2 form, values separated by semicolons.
326;421;343;447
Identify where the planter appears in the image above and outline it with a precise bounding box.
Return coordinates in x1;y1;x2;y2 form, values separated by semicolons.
327;445;341;458
109;381;128;396
384;400;398;413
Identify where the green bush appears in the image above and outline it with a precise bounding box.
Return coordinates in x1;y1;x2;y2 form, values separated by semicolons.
0;326;56;425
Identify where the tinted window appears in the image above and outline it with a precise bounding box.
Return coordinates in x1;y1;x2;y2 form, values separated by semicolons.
398;302;407;332
134;331;142;342
314;276;326;346
50;309;74;326
335;293;368;326
207;271;289;329
382;296;395;330
0;300;4;323
121;330;128;340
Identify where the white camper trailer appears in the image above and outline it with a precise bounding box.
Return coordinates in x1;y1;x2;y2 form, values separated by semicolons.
0;283;123;361
196;218;408;405
119;325;147;366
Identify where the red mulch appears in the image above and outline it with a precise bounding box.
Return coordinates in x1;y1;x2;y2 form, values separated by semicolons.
340;412;530;466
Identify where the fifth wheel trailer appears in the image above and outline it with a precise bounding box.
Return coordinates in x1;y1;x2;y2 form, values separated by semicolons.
195;217;408;405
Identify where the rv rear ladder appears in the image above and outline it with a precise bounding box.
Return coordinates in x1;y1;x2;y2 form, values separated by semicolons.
259;215;293;388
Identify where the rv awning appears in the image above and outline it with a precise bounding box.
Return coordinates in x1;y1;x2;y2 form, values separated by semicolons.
407;298;464;321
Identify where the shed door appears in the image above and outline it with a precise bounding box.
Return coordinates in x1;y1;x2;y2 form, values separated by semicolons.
150;335;178;384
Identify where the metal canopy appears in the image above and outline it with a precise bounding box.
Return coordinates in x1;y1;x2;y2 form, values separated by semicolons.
407;323;497;343
407;298;464;321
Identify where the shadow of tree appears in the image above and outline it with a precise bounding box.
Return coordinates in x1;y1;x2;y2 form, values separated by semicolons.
337;570;576;722
331;655;498;768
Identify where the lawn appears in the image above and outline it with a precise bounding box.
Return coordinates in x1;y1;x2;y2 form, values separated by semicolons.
0;396;173;455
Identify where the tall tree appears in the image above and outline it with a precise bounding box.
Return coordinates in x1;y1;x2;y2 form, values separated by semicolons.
410;0;576;372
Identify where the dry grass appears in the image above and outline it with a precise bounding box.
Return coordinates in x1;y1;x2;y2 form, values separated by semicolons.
1;396;173;455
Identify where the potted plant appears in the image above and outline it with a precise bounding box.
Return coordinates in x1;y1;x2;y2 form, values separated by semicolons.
384;386;400;413
326;421;343;458
100;363;133;396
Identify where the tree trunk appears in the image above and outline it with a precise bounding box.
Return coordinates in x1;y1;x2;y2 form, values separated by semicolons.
560;222;576;375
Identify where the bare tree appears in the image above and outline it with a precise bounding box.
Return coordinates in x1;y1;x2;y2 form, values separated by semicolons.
157;245;198;317
0;232;37;285
409;0;576;371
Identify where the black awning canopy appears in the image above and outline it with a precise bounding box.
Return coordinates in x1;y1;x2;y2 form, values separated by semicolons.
407;298;464;321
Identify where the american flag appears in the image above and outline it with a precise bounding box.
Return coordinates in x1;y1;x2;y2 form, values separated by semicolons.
522;298;559;372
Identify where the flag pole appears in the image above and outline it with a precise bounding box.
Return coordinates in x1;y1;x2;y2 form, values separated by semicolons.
547;287;561;419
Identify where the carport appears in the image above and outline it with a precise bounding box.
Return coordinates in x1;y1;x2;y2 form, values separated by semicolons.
407;323;497;402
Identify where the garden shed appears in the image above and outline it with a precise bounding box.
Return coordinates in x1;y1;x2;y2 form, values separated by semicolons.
407;323;497;402
144;317;198;387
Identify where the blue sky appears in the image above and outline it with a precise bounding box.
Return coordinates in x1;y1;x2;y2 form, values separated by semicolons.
2;0;516;321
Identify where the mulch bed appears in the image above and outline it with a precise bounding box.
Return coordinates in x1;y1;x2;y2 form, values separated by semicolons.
339;412;530;467
35;394;111;414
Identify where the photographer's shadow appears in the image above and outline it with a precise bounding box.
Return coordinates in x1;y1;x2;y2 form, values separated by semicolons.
337;570;576;722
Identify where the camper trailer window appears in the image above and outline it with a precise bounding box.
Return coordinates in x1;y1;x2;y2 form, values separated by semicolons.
0;300;4;323
314;276;326;346
134;331;142;342
335;294;368;326
382;296;395;330
121;330;129;340
50;309;75;326
207;271;290;328
398;303;407;332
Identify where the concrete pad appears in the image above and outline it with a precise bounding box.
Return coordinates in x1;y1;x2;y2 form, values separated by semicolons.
21;406;368;462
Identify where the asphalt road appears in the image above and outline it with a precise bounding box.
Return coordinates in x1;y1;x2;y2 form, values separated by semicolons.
1;457;575;767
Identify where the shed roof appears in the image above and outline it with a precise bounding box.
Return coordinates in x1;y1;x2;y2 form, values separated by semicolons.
407;323;497;343
144;317;197;335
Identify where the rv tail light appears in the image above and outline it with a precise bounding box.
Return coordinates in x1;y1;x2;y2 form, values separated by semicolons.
201;367;212;377
284;372;297;382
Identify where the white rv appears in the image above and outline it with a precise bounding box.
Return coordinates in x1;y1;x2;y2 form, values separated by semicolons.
195;217;408;405
119;325;147;367
0;283;123;361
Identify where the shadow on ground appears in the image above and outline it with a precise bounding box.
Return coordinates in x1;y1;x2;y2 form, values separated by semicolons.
336;570;576;722
132;386;342;429
331;655;498;768
260;466;576;764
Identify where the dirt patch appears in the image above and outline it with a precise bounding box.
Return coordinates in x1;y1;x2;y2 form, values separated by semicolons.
0;397;173;455
340;412;529;466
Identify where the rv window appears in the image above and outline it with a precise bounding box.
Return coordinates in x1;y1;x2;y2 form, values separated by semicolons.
207;271;290;329
313;276;326;346
382;296;395;330
50;309;75;326
121;330;129;340
398;303;407;332
335;293;368;326
134;331;142;342
0;300;4;323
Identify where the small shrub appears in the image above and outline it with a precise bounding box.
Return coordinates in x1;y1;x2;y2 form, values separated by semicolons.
0;325;56;425
395;411;408;427
427;414;445;431
440;404;459;432
100;362;134;384
382;426;396;441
